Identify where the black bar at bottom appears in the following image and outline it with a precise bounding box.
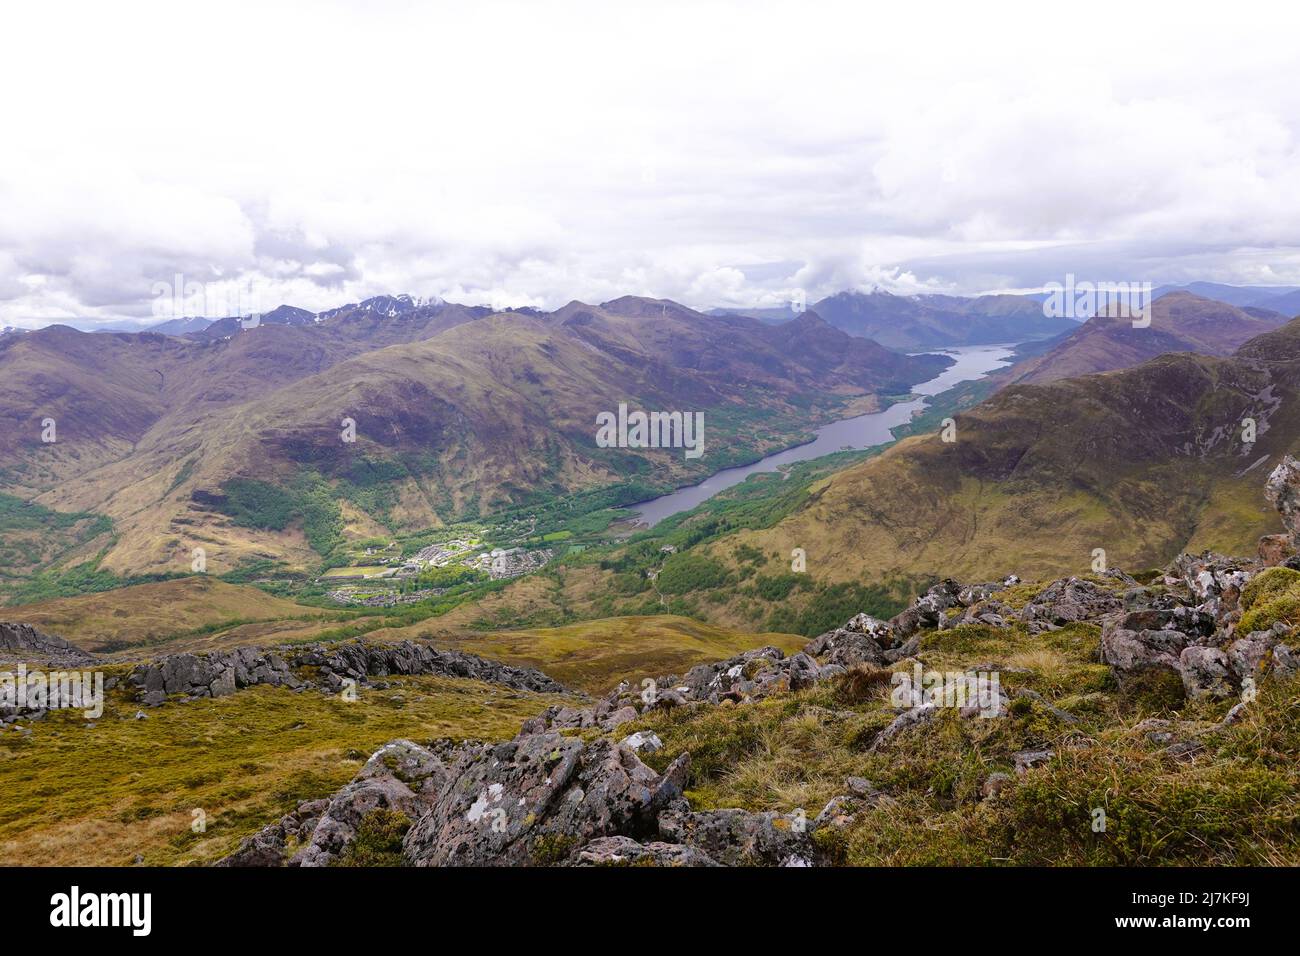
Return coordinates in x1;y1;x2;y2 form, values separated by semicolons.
1;865;1277;943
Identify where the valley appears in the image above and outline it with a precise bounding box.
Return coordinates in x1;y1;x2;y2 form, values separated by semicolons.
628;343;1015;526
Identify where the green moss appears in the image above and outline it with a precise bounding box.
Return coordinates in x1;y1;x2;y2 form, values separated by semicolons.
335;808;412;866
530;832;578;865
1242;566;1300;610
1236;566;1300;633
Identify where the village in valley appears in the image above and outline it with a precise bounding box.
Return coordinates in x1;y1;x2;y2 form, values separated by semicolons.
321;527;555;607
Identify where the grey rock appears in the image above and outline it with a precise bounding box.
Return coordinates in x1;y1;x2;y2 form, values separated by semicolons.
1265;454;1300;546
806;629;887;667
403;732;688;867
216;797;333;867
1100;623;1190;677
1220;702;1249;726
1226;628;1283;681
602;706;638;731
0;622;98;667
619;731;663;754
1274;643;1298;677
573;835;719;867
1178;646;1237;700
845;776;877;798
870;705;935;751
1020;577;1121;631
657;807;820;867
813;795;859;830
129;639;570;708
215;822;289;867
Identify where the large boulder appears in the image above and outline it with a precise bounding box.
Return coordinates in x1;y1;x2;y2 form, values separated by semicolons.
1019;577;1121;632
403;732;688;866
1178;647;1237;700
1100;624;1190;678
656;807;820;867
804;628;888;667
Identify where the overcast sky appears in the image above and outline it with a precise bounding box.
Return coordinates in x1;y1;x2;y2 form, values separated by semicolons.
5;0;1300;328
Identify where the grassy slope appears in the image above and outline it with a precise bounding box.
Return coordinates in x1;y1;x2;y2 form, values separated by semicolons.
618;616;1300;865
728;352;1290;584
5;572;1297;866
1;571;805;695
0;674;571;866
5;577;344;655
420;615;806;694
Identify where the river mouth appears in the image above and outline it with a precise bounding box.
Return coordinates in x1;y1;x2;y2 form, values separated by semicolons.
624;343;1016;527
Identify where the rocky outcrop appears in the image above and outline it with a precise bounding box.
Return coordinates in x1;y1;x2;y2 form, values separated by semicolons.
1088;460;1300;699
294;740;450;867
1019;577;1121;633
1167;552;1252;627
657;807;819;867
216;798;330;867
1099;606;1215;680
128;646;302;706
1100;572;1293;700
217;545;1300;867
128;640;569;707
291;641;566;696
0;622;97;666
403;731;690;866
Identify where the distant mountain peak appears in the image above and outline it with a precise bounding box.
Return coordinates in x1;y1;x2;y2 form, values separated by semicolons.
358;293;442;316
597;295;693;318
256;304;316;327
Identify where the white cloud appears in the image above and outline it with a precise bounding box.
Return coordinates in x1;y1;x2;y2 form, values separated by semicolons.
3;0;1300;327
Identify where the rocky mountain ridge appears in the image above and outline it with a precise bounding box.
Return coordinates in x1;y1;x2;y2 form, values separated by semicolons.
1000;291;1291;387
0;295;948;579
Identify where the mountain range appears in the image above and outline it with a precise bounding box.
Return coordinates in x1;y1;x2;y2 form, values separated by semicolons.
716;290;1078;349
0;297;946;579
1150;281;1300;309
998;291;1291;386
